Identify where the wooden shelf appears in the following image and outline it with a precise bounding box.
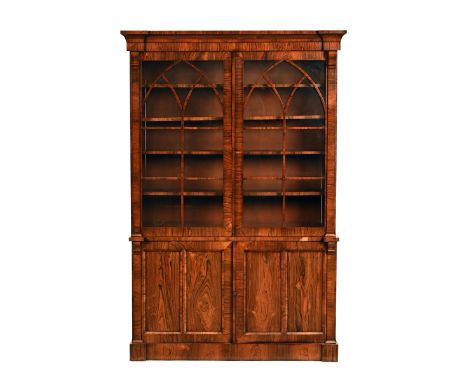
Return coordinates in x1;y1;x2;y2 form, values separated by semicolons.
285;191;322;196
143;191;222;196
244;115;324;121
244;83;321;88
143;116;223;122
143;176;223;181
244;191;322;196
243;151;323;155
143;83;223;89
243;176;323;180
144;150;223;155
287;176;323;180
244;126;325;130
244;192;279;196
142;126;223;130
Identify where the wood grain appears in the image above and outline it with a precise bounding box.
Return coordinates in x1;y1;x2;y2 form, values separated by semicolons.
325;50;338;235
121;31;346;52
145;343;322;361
129;52;142;236
124;30;345;361
246;251;282;333
186;252;222;332
235;241;326;344
287;251;322;332
131;242;143;342
141;241;232;343
145;251;180;332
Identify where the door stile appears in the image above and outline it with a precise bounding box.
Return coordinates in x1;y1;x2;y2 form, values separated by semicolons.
280;250;288;335
233;52;244;235
223;52;234;234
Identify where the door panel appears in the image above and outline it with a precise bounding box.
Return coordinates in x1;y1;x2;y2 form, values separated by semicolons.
143;241;231;343
146;251;180;332
186;251;222;332
287;251;323;332
246;251;282;333
235;241;325;343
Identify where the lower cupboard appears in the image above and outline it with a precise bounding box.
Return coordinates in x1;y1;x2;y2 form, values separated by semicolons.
131;240;336;360
141;241;232;343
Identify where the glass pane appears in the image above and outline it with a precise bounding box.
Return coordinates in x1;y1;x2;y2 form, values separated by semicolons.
185;196;223;226
243;197;283;227
285;196;322;227
243;60;326;227
142;196;180;227
144;155;179;177
141;61;224;227
185;155;223;178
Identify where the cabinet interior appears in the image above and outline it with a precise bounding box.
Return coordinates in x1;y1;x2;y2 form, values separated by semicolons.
140;59;327;228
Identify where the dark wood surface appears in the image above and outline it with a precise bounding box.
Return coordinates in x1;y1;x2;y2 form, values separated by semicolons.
123;30;345;361
234;241;326;344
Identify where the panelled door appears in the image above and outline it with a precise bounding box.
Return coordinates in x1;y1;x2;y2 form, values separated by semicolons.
143;241;232;343
234;241;326;343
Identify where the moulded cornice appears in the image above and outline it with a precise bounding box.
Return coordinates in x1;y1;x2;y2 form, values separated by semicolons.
120;30;347;52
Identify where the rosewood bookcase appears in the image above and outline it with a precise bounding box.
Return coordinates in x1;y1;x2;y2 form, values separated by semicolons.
121;30;346;361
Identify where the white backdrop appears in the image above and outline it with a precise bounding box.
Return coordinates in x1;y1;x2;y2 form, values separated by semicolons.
1;0;467;380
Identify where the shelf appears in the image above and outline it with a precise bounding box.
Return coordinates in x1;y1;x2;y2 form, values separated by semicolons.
143;116;223;122
143;176;223;181
243;151;323;155
142;126;223;130
243;176;323;180
285;191;322;196
143;83;223;89
244;192;279;196
287;176;323;180
244;83;321;88
244;126;325;131
244;115;324;121
144;150;223;155
143;191;222;196
244;191;322;196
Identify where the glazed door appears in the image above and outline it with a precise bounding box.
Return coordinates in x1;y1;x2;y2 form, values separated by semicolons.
234;241;326;343
139;52;233;237
234;51;328;237
143;241;232;343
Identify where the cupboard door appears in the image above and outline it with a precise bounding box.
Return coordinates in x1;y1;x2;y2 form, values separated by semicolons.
143;241;232;343
234;51;328;237
140;52;232;237
235;241;325;343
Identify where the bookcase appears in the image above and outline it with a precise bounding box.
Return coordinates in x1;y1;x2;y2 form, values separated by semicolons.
121;30;345;361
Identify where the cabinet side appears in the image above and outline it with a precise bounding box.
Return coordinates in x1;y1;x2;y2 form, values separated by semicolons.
322;49;339;361
129;51;145;360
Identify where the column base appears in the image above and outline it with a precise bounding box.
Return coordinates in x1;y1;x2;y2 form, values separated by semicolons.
321;341;338;362
130;341;146;361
